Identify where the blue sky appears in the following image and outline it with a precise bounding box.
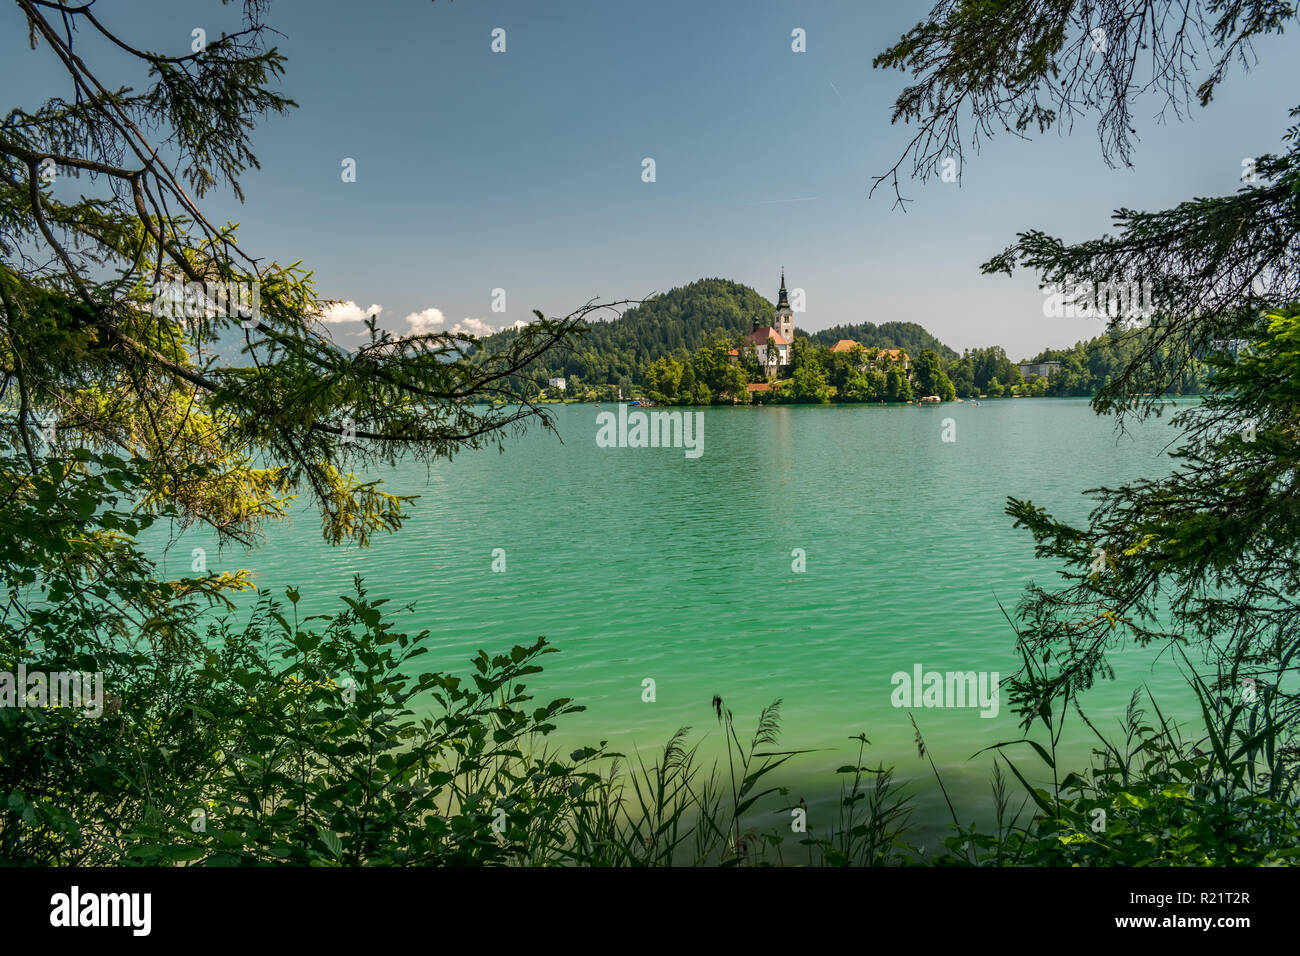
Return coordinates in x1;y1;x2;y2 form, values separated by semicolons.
5;0;1297;357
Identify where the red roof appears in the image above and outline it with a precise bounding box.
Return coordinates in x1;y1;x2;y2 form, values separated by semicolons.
830;339;861;352
747;383;774;392
744;327;788;347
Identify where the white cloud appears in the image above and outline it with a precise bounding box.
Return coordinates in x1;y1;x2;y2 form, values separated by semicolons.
451;316;494;337
318;301;383;324
314;301;501;341
403;309;498;337
508;318;530;330
405;307;447;335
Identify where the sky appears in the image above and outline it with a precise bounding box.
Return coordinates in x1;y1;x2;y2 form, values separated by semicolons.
4;0;1297;358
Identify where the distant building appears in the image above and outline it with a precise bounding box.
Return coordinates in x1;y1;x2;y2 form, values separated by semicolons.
744;324;790;374
733;271;797;379
1018;361;1060;380
875;348;909;370
828;341;909;370
548;377;567;390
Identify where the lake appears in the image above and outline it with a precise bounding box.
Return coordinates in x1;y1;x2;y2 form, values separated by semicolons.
145;397;1204;845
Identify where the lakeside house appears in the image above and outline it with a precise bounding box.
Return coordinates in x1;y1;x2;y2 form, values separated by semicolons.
547;376;567;390
829;339;911;371
876;348;910;370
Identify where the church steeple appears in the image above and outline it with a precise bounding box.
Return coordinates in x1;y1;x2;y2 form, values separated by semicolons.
772;269;794;348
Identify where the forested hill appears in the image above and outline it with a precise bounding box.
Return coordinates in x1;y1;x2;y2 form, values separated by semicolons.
573;277;772;364
476;277;958;386
476;278;770;385
809;322;958;360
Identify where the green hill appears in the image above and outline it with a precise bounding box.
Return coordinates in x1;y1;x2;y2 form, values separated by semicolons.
477;277;958;387
478;277;774;386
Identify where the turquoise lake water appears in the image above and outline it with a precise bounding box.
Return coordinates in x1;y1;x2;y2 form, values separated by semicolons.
144;397;1206;844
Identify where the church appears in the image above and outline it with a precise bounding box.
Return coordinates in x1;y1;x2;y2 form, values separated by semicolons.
738;271;795;378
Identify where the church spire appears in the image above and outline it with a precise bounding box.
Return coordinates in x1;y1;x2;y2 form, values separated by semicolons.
777;269;790;310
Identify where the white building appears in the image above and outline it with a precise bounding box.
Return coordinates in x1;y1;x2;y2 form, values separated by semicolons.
730;271;796;379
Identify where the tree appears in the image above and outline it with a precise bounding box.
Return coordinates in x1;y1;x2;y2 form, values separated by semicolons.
875;1;1300;780
885;366;912;403
911;348;955;400
0;0;807;872
871;0;1294;206
788;334;814;372
0;0;622;549
865;369;889;402
1008;306;1300;759
678;362;697;404
737;341;761;381
765;334;782;379
791;358;830;404
824;346;861;399
645;356;683;403
962;346;1021;394
944;355;970;397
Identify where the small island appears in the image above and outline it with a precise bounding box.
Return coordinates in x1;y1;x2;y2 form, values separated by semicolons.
479;275;1206;406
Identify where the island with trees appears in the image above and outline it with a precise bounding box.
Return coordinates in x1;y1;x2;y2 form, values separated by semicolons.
479;277;1207;404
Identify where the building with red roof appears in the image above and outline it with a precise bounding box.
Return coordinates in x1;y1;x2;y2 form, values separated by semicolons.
738;271;796;378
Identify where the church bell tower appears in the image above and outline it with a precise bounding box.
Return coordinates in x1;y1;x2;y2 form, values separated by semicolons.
775;270;794;345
